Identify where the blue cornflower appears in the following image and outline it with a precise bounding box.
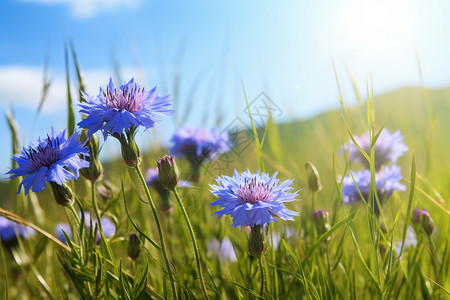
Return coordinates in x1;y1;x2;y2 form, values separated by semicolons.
210;169;299;228
0;216;34;244
55;212;116;243
341;165;406;206
6;128;89;195
78;78;173;140
171;126;231;163
347;129;408;169
207;237;237;262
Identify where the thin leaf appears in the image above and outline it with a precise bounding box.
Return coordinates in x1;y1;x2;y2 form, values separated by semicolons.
64;42;75;135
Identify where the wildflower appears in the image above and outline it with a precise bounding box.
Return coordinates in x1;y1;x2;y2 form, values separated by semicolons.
55;212;116;243
0;216;34;245
171;126;231;164
207;237;238;262
157;155;180;190
78;78;172;166
210;169;299;228
341;166;406;211
347;129;408;170
78;78;173;140
6;128;89;197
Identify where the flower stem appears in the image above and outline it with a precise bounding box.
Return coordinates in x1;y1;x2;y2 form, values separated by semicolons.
65;202;80;229
259;256;266;297
172;188;209;300
134;165;177;299
91;180;103;232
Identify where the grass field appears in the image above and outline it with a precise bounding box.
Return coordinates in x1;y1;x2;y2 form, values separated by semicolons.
0;57;449;299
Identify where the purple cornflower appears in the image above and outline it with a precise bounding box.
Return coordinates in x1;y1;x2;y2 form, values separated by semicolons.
207;237;238;262
78;78;173;140
0;216;34;244
341;166;406;211
210;169;299;228
171;126;231;164
55;212;116;243
6;128;89;195
347;129;408;170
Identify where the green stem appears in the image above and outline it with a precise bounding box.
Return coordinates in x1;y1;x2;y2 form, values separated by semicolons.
259;256;266;297
91;181;103;232
134;166;177;299
173;188;209;300
65;203;80;229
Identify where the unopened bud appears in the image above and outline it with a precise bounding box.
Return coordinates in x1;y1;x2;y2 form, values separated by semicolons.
305;162;322;192
411;209;421;225
50;182;74;206
248;225;266;258
312;209;330;238
127;233;141;261
411;208;435;236
420;209;435;236
157;155;180;190
80;133;103;182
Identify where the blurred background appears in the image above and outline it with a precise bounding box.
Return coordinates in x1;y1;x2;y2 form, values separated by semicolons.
1;0;450;177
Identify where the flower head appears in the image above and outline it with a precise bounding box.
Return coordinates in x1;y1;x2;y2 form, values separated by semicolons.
0;217;34;244
7;128;89;195
78;78;173;140
210;169;299;228
347;129;408;169
171;126;231;163
341;165;406;207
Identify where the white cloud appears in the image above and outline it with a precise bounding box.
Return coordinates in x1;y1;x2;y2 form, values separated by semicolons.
18;0;140;19
0;65;139;113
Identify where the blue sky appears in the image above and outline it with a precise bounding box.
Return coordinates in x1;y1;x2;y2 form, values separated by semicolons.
1;0;450;178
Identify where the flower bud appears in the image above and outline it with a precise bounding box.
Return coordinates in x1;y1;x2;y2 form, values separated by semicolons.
127;233;141;261
50;182;74;206
157;155;180;190
312;209;331;238
411;209;421;225
305;162;322;192
411;208;435;236
248;225;266;258
80;133;103;182
420;209;435;236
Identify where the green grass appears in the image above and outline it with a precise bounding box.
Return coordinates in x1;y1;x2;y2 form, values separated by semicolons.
1;66;450;299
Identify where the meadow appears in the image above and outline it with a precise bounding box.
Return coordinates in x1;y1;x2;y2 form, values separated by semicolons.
0;47;449;299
